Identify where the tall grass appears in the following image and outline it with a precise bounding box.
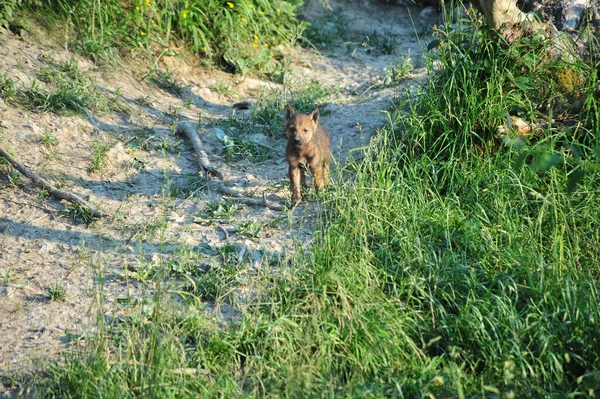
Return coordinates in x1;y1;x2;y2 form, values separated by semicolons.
25;0;304;73
23;9;600;399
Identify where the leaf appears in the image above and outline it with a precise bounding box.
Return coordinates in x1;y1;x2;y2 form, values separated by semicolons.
513;151;529;170
530;152;562;173
566;168;585;194
427;39;440;51
512;76;535;91
569;144;582;159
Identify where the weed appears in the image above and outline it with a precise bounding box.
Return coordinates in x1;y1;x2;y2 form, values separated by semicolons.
380;55;413;87
0;74;18;101
196;200;241;224
168;175;207;198
361;31;402;56
238;218;263;238
40;131;59;146
90;140;110;172
136;96;155;108
59;203;98;226
0;0;23;30
219;129;272;162
2;59;109;115
124;217;163;242
7;170;22;187
38;188;49;200
45;283;67;302
213;81;237;98
0;268;16;284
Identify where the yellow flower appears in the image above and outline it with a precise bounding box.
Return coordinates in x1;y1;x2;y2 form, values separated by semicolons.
253;35;259;40
145;0;151;7
151;19;155;24
202;46;207;51
263;43;269;48
135;6;140;11
182;10;188;19
247;3;252;8
252;43;259;48
270;51;274;57
276;8;280;13
227;2;234;8
140;31;146;36
258;11;265;15
241;17;247;24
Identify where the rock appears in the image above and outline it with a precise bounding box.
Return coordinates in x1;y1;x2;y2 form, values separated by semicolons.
24;121;41;135
210;127;226;141
247;133;269;146
1;285;18;297
106;142;130;169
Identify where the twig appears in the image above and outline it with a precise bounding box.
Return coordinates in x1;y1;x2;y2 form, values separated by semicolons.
207;181;285;212
216;225;229;240
177;122;285;211
176;121;223;180
0;146;108;217
81;105;102;135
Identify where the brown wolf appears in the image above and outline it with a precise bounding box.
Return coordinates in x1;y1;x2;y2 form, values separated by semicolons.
284;104;331;206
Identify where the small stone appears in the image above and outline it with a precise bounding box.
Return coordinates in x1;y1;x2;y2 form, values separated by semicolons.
247;133;269;145
211;127;226;141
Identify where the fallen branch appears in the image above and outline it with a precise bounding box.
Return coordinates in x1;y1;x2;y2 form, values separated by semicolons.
177;121;223;180
207;181;285;212
0;146;108;217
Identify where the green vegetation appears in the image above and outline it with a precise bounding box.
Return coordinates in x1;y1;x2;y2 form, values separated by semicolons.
15;0;305;75
45;283;67;302
0;58;111;114
59;203;99;226
6;4;600;399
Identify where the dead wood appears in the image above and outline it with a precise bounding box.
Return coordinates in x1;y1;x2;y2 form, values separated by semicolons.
176;121;285;211
0;146;108;217
176;121;223;180
207;181;285;212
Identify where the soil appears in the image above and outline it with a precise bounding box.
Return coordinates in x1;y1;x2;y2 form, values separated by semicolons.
0;0;440;394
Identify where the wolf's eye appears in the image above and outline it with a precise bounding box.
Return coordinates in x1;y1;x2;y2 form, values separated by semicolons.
303;129;309;133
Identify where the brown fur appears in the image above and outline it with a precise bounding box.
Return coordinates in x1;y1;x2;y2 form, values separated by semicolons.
284;104;332;205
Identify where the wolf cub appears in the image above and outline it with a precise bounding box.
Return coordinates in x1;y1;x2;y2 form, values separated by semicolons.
284;104;332;205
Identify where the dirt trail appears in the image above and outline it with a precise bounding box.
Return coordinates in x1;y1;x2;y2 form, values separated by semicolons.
0;0;440;388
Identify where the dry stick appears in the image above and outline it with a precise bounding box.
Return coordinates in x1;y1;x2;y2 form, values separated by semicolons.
0;146;109;217
176;122;286;211
176;121;223;180
207;181;285;212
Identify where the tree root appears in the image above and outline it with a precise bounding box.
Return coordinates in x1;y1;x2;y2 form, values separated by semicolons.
176;121;223;180
0;146;108;218
207;181;285;212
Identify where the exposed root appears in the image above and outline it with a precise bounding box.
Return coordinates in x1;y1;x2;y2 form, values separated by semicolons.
0;146;108;218
177;121;224;180
207;181;286;212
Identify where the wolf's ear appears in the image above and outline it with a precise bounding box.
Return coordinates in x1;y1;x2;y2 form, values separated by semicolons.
284;104;295;120
309;108;320;123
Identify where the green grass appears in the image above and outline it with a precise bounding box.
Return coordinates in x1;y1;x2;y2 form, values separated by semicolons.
13;8;600;399
19;0;305;75
0;58;111;115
